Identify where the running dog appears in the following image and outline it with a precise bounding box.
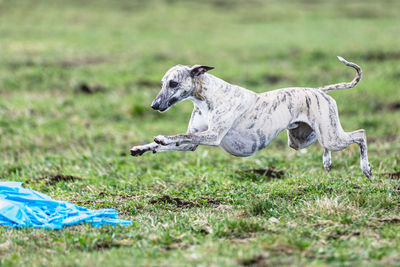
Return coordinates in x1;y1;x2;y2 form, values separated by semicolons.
130;57;371;177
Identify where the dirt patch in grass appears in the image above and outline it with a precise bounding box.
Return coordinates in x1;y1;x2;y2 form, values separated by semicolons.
49;174;80;183
8;56;116;68
388;102;400;111
149;195;221;209
153;52;172;62
76;83;105;94
327;231;361;240
94;241;120;250
164;242;191;251
238;255;265;266
263;74;288;85
240;168;285;179
211;0;238;9
74;192;145;206
37;174;81;185
150;195;195;208
136;79;160;87
358;51;400;61
340;8;384;19
245;74;290;87
97;192;142;199
91;240;133;251
54;56;115;67
238;255;292;266
378;217;400;224
367;217;400;228
198;228;210;235
201;197;221;206
238;244;295;266
384;172;400;179
268;244;295;256
372;101;400;112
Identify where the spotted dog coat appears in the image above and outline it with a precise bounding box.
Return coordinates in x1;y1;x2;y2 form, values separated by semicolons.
130;57;371;177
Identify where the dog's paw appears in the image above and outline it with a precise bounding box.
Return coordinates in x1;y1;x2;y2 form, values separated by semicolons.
361;162;372;178
130;145;152;156
130;149;144;156
154;135;170;146
363;165;372;178
324;164;331;172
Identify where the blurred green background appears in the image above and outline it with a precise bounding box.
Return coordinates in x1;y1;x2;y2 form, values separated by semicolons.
0;0;399;266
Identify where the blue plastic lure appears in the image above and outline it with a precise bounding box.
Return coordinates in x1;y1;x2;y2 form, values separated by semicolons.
0;181;132;229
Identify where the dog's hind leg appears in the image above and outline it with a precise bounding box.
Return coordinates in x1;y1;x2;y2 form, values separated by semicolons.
349;129;371;177
320;129;370;177
314;116;371;177
310;94;371;177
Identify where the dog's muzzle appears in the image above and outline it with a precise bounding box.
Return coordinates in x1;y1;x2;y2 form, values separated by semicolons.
151;97;178;112
151;98;166;111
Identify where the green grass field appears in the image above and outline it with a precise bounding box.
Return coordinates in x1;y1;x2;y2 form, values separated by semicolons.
0;0;399;265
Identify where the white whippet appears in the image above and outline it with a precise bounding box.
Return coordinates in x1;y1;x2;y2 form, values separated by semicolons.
130;57;371;177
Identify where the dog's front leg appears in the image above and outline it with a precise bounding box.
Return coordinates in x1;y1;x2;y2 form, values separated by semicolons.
154;130;224;147
155;106;238;147
130;142;197;156
131;106;208;156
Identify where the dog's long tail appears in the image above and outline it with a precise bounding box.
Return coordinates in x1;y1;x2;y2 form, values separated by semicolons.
317;56;362;93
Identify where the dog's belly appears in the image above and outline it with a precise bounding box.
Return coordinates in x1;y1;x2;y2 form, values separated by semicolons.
220;129;259;157
220;125;284;157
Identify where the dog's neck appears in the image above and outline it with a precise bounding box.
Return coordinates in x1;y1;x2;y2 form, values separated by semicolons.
189;73;229;111
189;73;257;115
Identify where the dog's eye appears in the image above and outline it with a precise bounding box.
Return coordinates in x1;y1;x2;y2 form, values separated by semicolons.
169;81;179;88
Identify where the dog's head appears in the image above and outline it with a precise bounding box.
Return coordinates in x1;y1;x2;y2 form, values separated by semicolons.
151;65;214;112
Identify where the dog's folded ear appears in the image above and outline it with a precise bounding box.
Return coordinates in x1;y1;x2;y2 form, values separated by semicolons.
190;65;214;78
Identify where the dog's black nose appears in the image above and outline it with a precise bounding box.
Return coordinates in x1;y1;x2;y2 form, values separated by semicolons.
151;102;159;110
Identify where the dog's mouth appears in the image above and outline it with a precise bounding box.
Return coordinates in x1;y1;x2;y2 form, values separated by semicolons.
167;97;178;107
158;98;178;112
152;97;179;113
